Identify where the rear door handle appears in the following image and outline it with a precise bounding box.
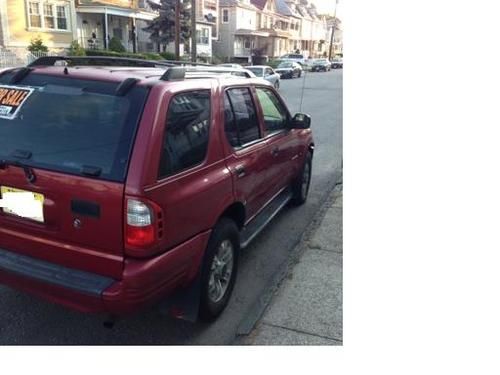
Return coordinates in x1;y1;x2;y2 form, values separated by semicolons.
235;165;246;178
271;147;280;157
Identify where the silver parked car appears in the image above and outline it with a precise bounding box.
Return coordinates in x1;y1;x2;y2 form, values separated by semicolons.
246;65;281;89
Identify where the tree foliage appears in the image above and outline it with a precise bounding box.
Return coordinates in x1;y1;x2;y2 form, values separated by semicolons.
69;41;86;56
109;37;126;53
28;35;49;53
143;0;191;46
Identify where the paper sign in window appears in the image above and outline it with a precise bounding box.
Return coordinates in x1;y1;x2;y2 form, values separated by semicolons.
0;85;35;120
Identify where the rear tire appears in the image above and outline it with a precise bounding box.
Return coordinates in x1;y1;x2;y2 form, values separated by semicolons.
199;218;239;322
291;152;312;205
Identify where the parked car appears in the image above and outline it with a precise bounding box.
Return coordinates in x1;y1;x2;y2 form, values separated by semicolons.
275;61;303;79
311;59;331;72
189;66;256;78
246;65;281;89
279;53;307;66
217;63;244;69
0;57;314;323
331;58;343;69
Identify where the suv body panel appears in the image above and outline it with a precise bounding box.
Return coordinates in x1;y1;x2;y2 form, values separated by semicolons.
0;67;314;316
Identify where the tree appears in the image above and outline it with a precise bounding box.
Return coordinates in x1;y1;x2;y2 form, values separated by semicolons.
108;37;126;53
28;35;48;53
143;0;191;52
69;41;86;56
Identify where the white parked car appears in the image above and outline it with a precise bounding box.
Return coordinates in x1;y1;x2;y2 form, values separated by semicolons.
246;65;281;89
279;53;307;66
217;63;244;69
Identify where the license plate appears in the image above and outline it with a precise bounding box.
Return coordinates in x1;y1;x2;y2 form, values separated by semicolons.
0;186;44;222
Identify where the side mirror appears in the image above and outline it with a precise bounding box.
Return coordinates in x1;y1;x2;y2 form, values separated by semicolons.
290;113;311;129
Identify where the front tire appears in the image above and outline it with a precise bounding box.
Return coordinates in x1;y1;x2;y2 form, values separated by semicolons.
199;218;239;322
291;152;312;205
274;80;280;89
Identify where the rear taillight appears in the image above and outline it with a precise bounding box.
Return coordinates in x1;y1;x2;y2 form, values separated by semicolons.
126;199;156;247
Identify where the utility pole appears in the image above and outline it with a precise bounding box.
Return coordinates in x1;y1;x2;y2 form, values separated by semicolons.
191;0;197;62
175;0;181;60
328;0;339;60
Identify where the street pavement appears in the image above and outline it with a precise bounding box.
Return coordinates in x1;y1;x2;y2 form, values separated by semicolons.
0;68;342;345
241;185;342;345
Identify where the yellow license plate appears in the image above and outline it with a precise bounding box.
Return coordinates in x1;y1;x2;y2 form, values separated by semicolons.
0;186;44;222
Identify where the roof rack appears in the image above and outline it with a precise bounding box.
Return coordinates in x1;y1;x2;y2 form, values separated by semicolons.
25;56;254;82
27;56;176;68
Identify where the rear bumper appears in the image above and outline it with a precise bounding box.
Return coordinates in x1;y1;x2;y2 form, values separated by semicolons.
0;230;211;315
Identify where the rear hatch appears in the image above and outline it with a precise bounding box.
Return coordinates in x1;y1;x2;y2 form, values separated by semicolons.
0;70;149;279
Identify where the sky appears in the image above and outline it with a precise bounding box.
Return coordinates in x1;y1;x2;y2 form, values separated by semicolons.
311;0;343;18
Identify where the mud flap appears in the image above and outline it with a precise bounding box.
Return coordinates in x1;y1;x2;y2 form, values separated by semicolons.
157;271;202;323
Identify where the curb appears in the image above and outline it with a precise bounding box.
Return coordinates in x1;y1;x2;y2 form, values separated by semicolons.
233;169;343;342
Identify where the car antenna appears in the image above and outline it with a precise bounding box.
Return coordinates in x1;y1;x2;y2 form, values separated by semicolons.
299;66;307;112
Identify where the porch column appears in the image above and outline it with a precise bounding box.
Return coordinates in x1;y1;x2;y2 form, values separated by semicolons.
132;17;137;53
103;8;108;49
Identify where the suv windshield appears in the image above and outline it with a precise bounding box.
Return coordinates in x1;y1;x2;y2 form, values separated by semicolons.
278;62;293;68
0;73;148;182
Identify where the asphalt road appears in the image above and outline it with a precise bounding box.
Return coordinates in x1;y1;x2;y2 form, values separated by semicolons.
0;69;343;345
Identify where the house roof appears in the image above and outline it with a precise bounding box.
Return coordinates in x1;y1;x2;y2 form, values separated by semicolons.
219;0;260;11
250;0;267;10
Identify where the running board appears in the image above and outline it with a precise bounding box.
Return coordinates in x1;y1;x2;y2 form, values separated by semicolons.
240;188;293;249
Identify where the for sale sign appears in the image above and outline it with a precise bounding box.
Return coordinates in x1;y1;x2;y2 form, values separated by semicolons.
0;85;34;120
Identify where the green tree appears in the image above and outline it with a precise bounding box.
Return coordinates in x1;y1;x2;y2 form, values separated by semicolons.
69;41;86;56
108;37;126;53
143;0;191;51
27;35;48;53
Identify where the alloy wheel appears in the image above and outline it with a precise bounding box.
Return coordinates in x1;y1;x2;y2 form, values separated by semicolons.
208;239;234;304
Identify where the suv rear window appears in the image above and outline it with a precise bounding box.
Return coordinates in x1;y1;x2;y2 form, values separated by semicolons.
0;73;148;182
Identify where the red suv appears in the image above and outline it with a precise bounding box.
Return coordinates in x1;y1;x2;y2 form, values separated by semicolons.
0;57;314;322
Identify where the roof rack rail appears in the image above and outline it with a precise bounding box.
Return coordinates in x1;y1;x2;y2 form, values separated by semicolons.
27;56;177;68
159;60;212;67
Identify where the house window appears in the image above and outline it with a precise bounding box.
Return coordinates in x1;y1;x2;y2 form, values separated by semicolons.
28;1;41;28
222;9;229;23
56;5;67;30
43;3;55;29
244;39;251;49
197;28;210;45
27;1;69;31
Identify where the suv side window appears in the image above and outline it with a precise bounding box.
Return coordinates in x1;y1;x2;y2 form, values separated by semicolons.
158;90;211;178
265;68;273;76
224;87;261;147
255;88;288;133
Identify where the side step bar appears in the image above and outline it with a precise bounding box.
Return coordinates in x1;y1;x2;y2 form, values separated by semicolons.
240;188;293;249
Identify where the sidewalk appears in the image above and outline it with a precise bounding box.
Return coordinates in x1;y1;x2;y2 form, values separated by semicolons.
243;185;343;345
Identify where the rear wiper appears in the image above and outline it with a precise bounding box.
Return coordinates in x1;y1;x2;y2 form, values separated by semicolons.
0;150;37;183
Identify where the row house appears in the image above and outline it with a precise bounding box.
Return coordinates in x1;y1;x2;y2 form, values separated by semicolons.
214;0;329;63
0;0;157;57
0;0;77;55
75;0;157;53
191;0;219;59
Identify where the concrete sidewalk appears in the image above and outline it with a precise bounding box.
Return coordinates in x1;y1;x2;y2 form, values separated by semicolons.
243;185;343;345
